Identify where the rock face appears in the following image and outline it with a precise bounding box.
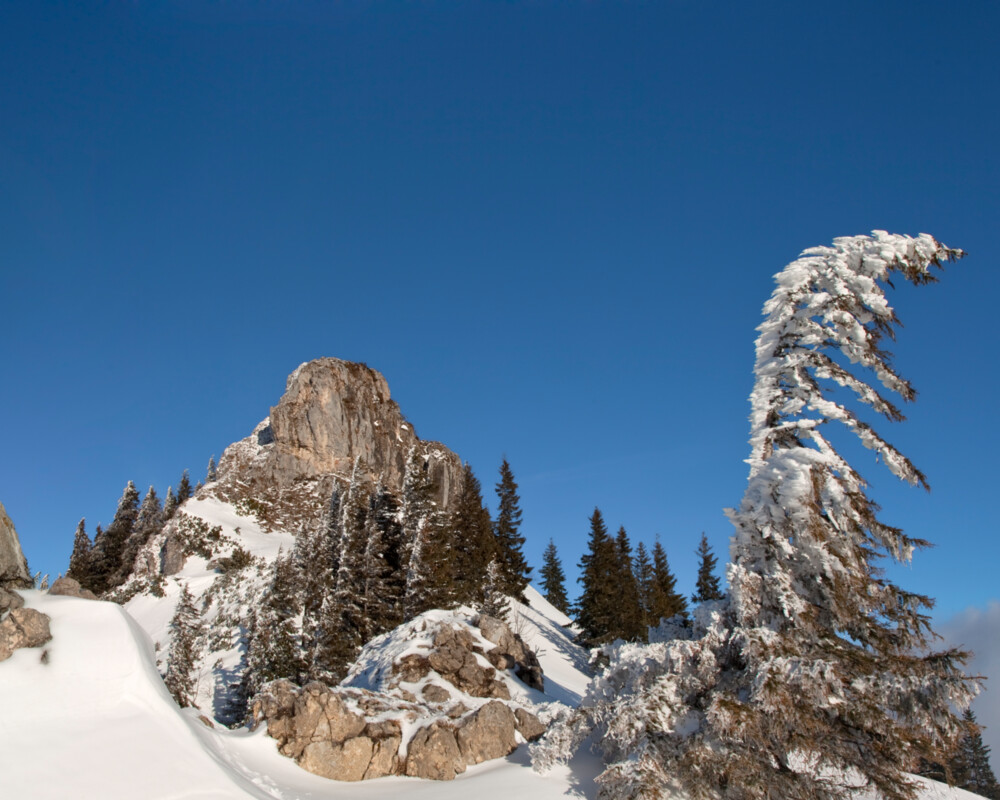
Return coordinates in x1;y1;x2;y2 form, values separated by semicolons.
0;607;52;662
48;576;98;600
0;503;31;589
210;359;464;532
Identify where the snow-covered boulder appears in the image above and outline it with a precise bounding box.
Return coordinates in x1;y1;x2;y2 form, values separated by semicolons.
0;606;51;661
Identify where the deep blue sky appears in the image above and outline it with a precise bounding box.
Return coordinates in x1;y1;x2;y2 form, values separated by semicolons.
2;2;997;630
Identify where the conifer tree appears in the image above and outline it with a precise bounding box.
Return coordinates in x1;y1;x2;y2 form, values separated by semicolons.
690;532;724;603
540;539;570;615
115;486;164;586
535;232;977;800
67;518;93;586
330;461;371;661
359;481;398;640
163;487;179;519
90;481;140;594
494;458;531;600
447;463;495;606
649;538;688;623
401;448;448;619
164;584;204;707
481;558;510;620
633;541;656;629
576;508;618;646
612;527;645;642
176;470;193;505
206;456;218;483
246;550;304;692
956;709;1000;799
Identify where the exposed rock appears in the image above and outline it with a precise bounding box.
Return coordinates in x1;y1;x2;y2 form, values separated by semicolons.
0;607;52;662
48;576;98;600
422;684;451;704
478;615;544;692
210;359;465;532
0;502;31;589
405;722;465;781
395;654;431;683
456;701;519;764
160;533;187;576
365;735;401;779
514;708;547;742
300;736;374;782
0;587;24;614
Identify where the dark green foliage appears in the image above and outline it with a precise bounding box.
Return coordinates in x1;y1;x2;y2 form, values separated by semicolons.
612;527;645;642
633;541;655;629
163;487;179;519
176;470;193;505
493;459;531;600
402;448;450;619
948;710;1000;799
89;481;140;594
360;481;403;639
691;532;724;603
294;488;339;679
650;538;688;622
540;539;570;614
114;485;164;586
246;551;304;693
576;508;620;646
164;584;204;707
67;518;93;585
481;558;509;620
447;463;495;607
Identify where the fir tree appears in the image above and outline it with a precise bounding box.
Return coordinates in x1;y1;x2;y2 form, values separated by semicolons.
359;481;398;641
67;518;93;586
539;539;570;614
957;709;1000;799
649;538;688;623
114;486;164;586
206;456;218;483
480;558;510;620
89;481;140;594
176;470;193;505
633;541;656;629
690;532;723;603
494;458;531;600
246;550;304;693
447;463;495;606
536;232;977;800
401;448;449;619
163;486;179;519
612;527;645;642
164;584;204;707
576;508;619;646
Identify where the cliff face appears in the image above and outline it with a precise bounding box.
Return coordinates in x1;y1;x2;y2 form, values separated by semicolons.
0;502;31;589
211;359;463;531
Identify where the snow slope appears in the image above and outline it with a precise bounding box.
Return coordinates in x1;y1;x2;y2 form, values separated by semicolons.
0;589;980;800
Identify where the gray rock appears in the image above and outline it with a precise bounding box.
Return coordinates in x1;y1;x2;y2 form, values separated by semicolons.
514;708;547;742
0;503;31;589
48;576;98;600
365;735;401;779
478;615;544;691
456;701;519;765
422;683;452;704
405;723;465;781
300;736;374;782
0;607;52;662
160;534;187;576
0;587;24;614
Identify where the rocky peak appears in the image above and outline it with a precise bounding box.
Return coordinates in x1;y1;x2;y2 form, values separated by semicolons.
211;358;464;530
0;502;31;589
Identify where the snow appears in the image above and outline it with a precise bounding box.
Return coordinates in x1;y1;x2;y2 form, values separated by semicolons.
0;589;979;800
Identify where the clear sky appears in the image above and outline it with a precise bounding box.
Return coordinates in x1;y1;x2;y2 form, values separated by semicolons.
2;2;997;633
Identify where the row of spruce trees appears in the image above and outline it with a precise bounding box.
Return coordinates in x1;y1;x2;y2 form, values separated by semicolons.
537;508;725;646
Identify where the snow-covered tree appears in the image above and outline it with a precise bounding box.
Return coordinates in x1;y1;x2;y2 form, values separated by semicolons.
535;232;978;800
480;557;509;620
114;485;164;585
164;584;204;707
205;456;218;483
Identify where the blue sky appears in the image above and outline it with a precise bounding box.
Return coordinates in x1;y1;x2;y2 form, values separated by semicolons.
2;1;997;634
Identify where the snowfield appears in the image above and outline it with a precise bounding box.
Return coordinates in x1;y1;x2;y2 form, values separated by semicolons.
0;588;980;800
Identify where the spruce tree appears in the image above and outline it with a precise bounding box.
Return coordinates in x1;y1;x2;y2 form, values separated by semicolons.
114;486;164;586
176;470;193;505
206;456;218;483
164;584;204;707
494;458;531;600
612;527;645;642
163;486;179;519
576;508;618;646
536;232;977;800
690;532;724;603
67;518;93;587
481;558;510;620
957;709;1000;799
401;447;449;619
359;480;398;641
633;541;656;629
90;481;140;594
649;538;688;623
447;463;495;606
246;551;304;692
540;539;570;614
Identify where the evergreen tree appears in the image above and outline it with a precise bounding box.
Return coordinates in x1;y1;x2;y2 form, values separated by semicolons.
649;538;688;622
90;481;140;594
206;456;218;483
539;539;570;614
447;463;495;606
401;448;449;619
176;470;193;505
67;518;93;586
163;486;179;519
114;486;164;586
359;480;398;640
164;584;204;707
690;532;724;603
612;527;645;642
246;551;304;693
480;558;510;620
494;458;531;600
576;508;619;646
957;709;1000;799
536;232;977;800
633;541;656;629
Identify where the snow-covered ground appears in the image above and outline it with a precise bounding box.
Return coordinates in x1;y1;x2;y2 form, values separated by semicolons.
0;587;980;800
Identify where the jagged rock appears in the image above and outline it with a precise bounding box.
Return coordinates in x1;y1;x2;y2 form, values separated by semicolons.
210;359;465;532
365;735;401;779
160;534;187;576
0;587;24;614
456;701;519;764
395;654;431;683
0;503;31;589
300;737;374;782
405;722;465;781
48;576;98;600
0;607;52;662
478;615;544;692
514;708;547;742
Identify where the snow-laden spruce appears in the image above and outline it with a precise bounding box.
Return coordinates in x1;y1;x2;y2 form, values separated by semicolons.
534;232;979;800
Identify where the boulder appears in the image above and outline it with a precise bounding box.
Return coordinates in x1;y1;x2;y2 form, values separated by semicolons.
300;736;373;782
0;502;31;589
0;587;24;614
456;701;519;765
478;615;544;692
405;722;465;781
365;734;402;779
514;708;547;741
0;607;52;662
422;684;451;704
48;576;98;600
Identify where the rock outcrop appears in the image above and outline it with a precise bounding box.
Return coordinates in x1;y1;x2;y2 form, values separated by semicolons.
48;576;98;600
209;359;464;533
0;606;51;662
0;502;31;589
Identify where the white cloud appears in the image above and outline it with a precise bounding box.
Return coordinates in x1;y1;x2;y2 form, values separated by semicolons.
938;600;1000;758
